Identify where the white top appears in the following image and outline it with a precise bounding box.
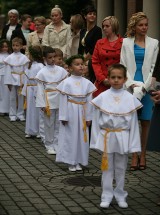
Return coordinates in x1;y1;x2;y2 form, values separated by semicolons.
6;25;16;41
42;21;71;53
21;62;44;96
57;75;96;98
35;64;68;109
4;52;30;86
64;31;80;58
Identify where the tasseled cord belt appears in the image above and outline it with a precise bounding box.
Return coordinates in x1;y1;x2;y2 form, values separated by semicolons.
101;128;126;171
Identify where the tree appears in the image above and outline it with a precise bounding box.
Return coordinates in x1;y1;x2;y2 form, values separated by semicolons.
0;0;94;22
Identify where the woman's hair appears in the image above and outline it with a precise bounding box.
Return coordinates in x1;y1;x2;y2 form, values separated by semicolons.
51;5;63;16
34;16;46;25
65;54;84;66
42;46;55;58
8;9;19;17
108;63;127;78
54;48;63;58
81;5;97;16
102;16;119;35
126;12;148;37
28;45;44;69
70;14;84;30
0;39;12;53
20;14;32;22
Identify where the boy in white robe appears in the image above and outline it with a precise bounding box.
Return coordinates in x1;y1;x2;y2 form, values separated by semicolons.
4;37;29;121
56;55;96;172
90;64;142;209
35;46;68;155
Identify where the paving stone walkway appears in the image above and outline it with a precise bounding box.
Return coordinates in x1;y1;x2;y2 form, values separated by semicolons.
0;115;160;215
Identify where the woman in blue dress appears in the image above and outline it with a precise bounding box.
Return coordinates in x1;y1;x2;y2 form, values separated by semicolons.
120;12;159;170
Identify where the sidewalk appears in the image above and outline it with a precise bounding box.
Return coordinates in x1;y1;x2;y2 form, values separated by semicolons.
0;115;160;215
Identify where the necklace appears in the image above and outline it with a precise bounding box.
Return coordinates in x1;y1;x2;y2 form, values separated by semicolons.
37;32;43;44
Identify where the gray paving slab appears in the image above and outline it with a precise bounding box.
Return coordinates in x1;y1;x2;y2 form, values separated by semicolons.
0;115;160;215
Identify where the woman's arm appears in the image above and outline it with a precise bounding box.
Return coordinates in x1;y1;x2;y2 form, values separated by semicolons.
42;26;49;46
152;49;160;81
144;42;159;91
87;27;102;55
92;41;107;84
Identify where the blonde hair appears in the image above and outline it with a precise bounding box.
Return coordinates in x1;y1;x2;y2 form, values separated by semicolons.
34;16;46;25
102;16;119;34
126;12;148;37
51;5;63;16
8;9;19;17
70;14;84;30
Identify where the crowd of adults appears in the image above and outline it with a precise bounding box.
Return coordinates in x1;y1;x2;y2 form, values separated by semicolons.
0;4;160;206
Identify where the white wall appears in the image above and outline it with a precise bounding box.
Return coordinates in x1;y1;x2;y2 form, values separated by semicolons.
143;0;160;40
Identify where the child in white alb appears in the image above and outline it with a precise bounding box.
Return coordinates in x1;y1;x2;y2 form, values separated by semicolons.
0;40;11;114
22;45;45;139
4;37;29;121
36;46;68;154
56;55;96;171
90;64;142;209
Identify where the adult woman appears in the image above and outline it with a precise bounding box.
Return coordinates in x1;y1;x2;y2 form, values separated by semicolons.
1;9;21;41
147;51;160;206
78;5;102;83
147;50;160;152
11;14;33;54
120;12;159;170
25;16;46;57
92;16;123;97
65;14;84;58
42;6;71;54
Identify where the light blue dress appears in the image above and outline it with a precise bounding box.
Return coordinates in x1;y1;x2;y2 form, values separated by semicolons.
134;43;153;120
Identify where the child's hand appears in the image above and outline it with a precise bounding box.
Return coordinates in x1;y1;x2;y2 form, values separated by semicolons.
41;107;46;112
103;79;110;87
86;121;91;127
151;91;160;103
61;120;68;126
22;45;26;50
8;85;12;91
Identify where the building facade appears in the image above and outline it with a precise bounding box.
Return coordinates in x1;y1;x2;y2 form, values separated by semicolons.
94;0;160;40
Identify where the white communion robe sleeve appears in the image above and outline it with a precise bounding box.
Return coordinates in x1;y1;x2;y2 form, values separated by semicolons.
58;93;69;121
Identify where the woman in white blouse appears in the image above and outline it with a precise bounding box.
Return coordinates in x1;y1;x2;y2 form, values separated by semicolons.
42;5;71;54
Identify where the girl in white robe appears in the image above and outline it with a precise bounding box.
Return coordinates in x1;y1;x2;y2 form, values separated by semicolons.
4;37;30;121
90;64;142;209
21;45;45;138
0;40;11;114
56;55;96;172
35;46;68;155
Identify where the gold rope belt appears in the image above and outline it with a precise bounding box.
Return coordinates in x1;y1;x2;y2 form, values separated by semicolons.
68;99;87;142
45;89;57;116
101;128;126;171
24;84;37;110
11;71;24;94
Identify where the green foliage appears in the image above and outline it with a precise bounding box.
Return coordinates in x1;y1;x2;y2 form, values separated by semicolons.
0;0;94;22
